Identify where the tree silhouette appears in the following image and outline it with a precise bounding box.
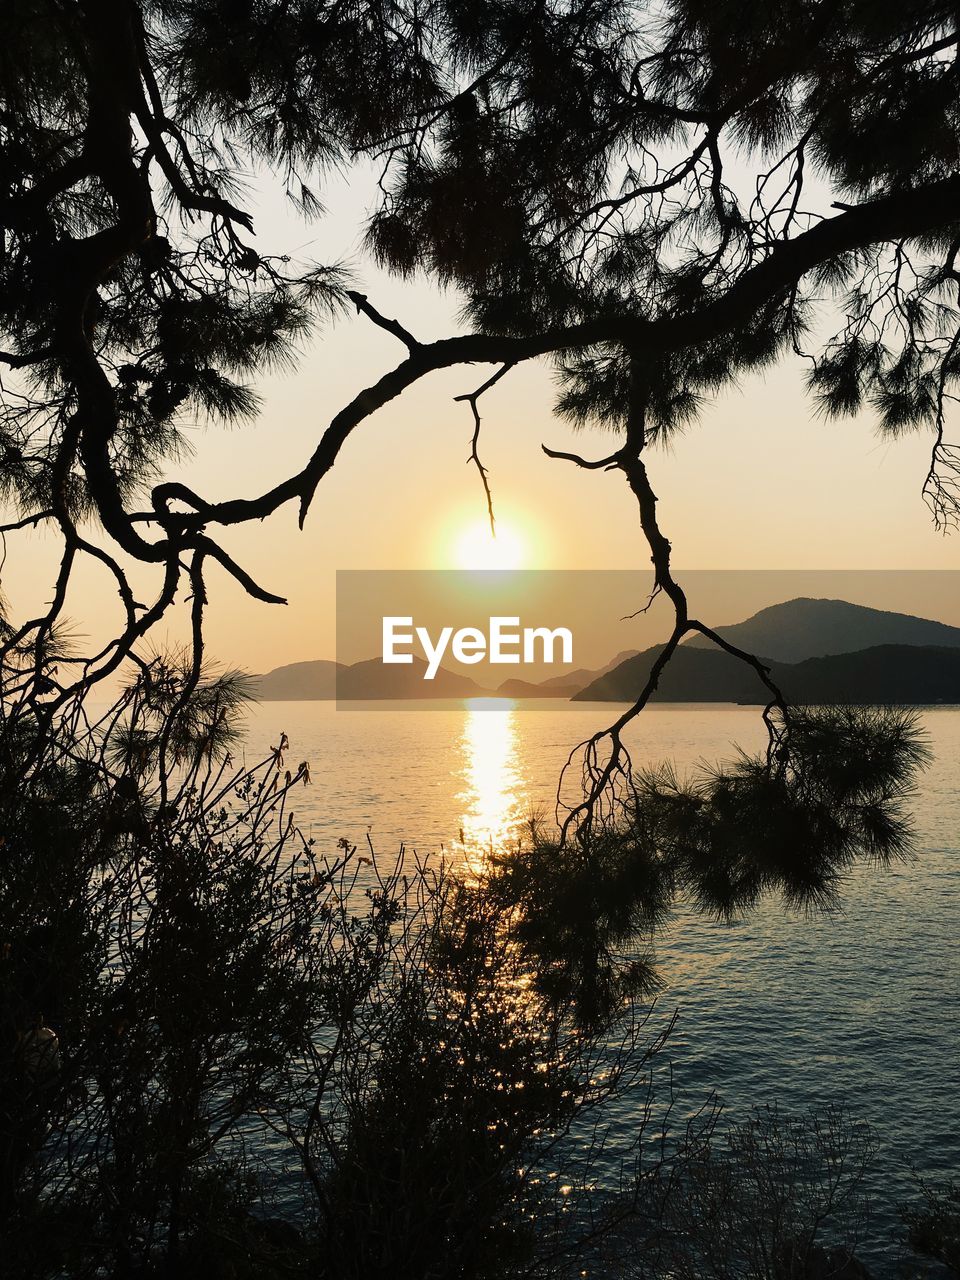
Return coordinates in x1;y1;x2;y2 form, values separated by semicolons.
0;3;949;875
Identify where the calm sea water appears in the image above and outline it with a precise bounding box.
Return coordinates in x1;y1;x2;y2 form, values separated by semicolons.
239;700;959;1268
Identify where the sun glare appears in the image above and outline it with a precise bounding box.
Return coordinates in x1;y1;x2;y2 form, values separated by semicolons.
454;519;526;571
458;700;523;871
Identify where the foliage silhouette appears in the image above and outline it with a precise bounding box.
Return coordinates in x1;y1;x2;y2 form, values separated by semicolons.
0;681;685;1278
494;707;928;1028
901;1180;960;1275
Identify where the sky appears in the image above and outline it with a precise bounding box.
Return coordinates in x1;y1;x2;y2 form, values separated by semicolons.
2;162;959;677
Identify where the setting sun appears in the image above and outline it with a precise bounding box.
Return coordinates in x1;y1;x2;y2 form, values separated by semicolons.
454;519;526;571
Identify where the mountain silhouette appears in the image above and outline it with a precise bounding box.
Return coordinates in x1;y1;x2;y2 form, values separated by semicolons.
254;660;345;699
575;645;766;703
496;649;640;698
684;597;960;663
575;643;960;704
496;677;583;698
257;650;640;700
338;657;488;698
254;656;489;699
768;644;960;704
256;600;960;702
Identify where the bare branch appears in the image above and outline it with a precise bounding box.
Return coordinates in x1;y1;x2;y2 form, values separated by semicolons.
347;290;421;351
454;363;514;534
542;444;622;470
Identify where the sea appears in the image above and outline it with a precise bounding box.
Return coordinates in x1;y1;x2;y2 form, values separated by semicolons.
236;699;959;1272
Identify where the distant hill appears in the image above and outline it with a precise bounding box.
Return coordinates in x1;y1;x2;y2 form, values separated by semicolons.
575;643;960;704
496;649;640;698
338;656;489;698
496;677;582;698
766;644;960;705
254;656;489;700
684;597;960;663
575;645;764;702
254;660;344;700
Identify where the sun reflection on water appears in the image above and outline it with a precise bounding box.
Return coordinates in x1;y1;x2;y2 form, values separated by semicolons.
458;698;525;869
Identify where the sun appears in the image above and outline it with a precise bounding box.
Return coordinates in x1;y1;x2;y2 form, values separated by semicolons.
454;519;526;571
